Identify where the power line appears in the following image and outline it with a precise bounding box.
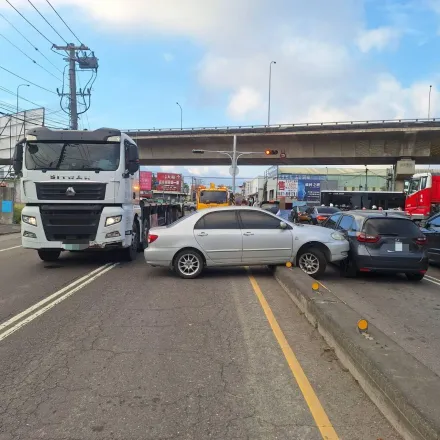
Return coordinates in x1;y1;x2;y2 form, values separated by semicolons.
45;0;83;45
0;12;63;74
0;65;57;95
4;0;54;45
0;32;62;81
26;0;68;45
0;85;68;119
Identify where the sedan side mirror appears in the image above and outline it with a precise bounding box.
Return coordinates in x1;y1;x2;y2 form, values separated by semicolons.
280;221;287;230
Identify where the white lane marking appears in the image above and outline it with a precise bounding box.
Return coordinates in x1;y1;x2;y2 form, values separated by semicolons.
0;245;22;253
0;263;117;341
425;275;440;286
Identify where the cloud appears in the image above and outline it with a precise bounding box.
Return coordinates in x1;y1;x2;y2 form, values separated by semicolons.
160;165;176;171
356;27;401;52
6;0;437;124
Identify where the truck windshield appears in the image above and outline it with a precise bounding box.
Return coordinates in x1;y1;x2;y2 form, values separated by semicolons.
199;190;227;204
25;142;120;171
408;179;420;194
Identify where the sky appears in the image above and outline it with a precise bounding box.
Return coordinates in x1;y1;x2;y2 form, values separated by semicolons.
1;0;440;184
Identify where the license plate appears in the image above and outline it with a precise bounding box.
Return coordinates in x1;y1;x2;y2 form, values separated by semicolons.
395;242;403;252
65;244;88;251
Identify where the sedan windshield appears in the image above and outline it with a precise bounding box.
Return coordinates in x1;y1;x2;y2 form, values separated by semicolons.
25;142;120;171
199;190;227;204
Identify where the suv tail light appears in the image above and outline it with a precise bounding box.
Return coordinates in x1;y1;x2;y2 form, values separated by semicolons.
148;233;159;244
415;236;427;245
316;215;327;221
357;232;380;243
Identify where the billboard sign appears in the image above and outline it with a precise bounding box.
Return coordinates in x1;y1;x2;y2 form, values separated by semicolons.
155;172;183;192
139;171;152;191
277;174;325;201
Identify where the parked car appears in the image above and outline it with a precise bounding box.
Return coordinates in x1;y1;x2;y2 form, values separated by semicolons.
420;213;440;263
322;210;428;280
144;206;349;279
184;201;196;211
276;209;294;222
260;201;280;214
303;206;341;224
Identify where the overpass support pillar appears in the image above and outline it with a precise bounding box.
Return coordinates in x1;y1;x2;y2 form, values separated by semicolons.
393;159;415;192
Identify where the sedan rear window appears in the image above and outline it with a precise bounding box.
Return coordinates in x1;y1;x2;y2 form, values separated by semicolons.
364;218;420;236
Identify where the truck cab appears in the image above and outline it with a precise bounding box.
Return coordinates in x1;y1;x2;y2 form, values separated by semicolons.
196;183;230;211
13;127;142;261
405;172;440;220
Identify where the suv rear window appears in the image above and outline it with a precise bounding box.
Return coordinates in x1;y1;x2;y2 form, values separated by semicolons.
364;218;420;236
317;207;340;214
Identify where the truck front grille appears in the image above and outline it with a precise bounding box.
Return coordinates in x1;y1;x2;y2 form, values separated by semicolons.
40;204;103;242
36;182;106;200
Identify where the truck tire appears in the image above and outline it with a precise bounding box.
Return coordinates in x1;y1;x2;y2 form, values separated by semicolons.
122;222;139;261
37;249;61;262
138;217;149;252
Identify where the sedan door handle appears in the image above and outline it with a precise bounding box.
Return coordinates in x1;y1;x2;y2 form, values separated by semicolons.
197;232;208;237
243;232;254;236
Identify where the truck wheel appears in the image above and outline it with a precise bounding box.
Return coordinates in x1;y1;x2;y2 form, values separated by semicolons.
138;217;149;252
122;222;139;261
38;249;61;262
174;249;204;279
297;248;326;278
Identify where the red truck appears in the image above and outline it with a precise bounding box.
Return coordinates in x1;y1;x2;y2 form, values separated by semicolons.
405;172;440;221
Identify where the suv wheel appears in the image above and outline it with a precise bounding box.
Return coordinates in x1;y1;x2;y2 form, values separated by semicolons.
340;258;358;278
297;248;326;278
406;272;425;281
37;249;61;262
174;249;204;279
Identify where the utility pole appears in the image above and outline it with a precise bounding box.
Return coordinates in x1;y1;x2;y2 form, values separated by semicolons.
53;43;98;130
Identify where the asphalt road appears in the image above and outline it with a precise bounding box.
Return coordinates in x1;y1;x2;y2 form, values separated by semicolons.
0;234;401;440
319;262;440;378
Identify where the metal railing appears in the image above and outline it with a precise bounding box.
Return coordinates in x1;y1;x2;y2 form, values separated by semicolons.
123;118;440;134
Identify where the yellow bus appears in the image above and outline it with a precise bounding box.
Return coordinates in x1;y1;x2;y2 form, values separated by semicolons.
196;183;230;211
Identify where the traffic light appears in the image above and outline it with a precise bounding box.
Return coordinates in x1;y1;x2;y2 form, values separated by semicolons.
265;149;279;155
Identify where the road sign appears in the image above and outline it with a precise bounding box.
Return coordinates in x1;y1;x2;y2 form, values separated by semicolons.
229;166;239;176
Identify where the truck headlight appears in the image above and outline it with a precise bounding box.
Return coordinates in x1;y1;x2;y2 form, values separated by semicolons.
331;232;345;241
22;215;37;226
105;215;122;227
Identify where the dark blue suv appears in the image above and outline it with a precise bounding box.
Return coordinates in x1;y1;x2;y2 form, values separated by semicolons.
322;211;428;281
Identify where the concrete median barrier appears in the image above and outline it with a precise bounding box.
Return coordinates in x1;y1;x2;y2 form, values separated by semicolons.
274;266;440;440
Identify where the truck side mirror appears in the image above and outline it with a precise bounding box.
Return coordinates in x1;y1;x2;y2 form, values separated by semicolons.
124;142;139;177
13;141;24;176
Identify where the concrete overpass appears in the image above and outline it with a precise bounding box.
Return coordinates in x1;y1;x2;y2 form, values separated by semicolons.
1;119;440;167
125;119;440;166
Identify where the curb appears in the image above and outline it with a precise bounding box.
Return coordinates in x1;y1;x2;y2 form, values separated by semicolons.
274;266;440;440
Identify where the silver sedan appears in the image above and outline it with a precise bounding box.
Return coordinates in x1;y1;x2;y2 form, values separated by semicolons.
144;206;349;279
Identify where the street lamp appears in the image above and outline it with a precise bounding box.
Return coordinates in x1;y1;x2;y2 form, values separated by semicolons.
192;135;275;194
268;61;276;126
16;84;30;140
428;85;432;119
176;102;183;129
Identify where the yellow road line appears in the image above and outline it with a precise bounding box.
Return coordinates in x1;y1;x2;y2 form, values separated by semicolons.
247;271;339;440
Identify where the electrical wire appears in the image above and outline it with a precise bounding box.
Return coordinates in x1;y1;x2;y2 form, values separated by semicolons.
4;0;54;45
0;32;62;81
0;85;69;121
45;0;83;45
0;12;63;74
0;65;57;95
26;0;68;44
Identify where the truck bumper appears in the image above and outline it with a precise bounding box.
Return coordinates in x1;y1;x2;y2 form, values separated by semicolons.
21;205;131;250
